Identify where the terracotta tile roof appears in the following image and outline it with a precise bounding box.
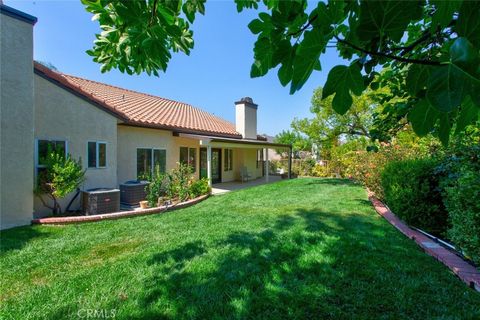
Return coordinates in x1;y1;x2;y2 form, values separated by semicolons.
33;62;243;138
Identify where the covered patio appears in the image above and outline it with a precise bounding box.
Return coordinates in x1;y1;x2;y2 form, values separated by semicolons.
174;133;293;186
211;175;283;195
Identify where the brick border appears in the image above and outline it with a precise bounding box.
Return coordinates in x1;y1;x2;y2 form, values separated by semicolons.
31;194;210;225
369;194;480;292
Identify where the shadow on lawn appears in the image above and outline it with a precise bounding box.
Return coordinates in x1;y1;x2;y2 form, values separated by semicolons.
126;204;478;320
0;226;46;254
303;178;356;187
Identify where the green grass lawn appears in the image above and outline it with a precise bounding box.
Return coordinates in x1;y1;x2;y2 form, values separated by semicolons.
1;178;479;319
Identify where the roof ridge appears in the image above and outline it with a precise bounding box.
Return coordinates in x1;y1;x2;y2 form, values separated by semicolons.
59;71;237;128
60;72;195;108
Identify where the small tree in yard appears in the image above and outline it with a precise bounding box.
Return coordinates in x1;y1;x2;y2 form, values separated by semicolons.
35;151;85;215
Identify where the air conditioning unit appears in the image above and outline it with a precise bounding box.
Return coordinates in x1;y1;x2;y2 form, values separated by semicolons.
82;188;120;215
119;180;149;206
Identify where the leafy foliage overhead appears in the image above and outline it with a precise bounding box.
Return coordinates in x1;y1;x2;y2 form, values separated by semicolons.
82;0;480;144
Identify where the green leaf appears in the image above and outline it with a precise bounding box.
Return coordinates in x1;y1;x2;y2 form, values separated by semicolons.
322;64;365;114
289;27;328;93
250;37;275;78
426;64;470;112
248;19;264;34
456;96;480;134
408;99;439;136
314;1;346;26
438;113;452;146
431;0;462;30
457;1;480;47
357;1;424;42
450;37;478;67
234;0;259;12
406;64;430;96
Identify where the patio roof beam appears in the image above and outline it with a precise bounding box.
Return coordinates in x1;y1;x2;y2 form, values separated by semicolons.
176;133;291;149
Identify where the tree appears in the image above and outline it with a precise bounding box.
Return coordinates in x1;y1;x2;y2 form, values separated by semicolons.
81;0;480;143
35;151;86;215
274;129;311;158
295;87;375;139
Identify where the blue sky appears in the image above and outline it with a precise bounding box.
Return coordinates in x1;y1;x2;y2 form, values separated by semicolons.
6;0;345;136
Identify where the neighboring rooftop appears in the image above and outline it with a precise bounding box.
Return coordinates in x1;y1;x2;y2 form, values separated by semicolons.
0;4;37;25
34;61;248;139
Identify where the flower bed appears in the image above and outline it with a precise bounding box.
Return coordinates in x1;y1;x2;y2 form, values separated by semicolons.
31;194;209;225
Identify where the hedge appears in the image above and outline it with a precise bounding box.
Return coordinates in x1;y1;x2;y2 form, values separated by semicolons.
381;158;448;237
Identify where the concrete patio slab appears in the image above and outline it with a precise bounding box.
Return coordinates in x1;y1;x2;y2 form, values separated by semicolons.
212;175;282;195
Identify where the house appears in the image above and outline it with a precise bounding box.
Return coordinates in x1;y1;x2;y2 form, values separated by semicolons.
0;4;292;229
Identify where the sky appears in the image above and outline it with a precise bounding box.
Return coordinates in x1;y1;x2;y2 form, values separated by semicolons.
5;0;345;136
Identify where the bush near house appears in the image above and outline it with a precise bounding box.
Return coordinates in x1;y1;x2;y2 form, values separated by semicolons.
188;178;210;199
145;163;211;207
381;158;448;237
34;151;85;215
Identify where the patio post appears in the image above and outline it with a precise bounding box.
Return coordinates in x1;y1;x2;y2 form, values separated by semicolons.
288;146;292;179
207;145;212;186
265;148;269;182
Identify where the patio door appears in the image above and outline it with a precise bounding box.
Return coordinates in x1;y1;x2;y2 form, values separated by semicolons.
211;148;222;183
200;148;222;183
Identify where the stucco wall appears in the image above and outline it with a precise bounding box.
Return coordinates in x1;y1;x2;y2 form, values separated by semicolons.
33;75;119;217
235;103;257;139
0;13;35;229
117;126;201;184
224;148;263;182
221;148;236;182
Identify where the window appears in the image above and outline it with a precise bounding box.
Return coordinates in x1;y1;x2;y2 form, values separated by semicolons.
137;148;166;179
224;149;233;171
36;139;67;178
87;142;107;168
256;149;264;168
179;147;197;172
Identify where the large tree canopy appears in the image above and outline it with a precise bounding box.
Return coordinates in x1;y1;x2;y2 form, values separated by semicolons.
81;0;480;144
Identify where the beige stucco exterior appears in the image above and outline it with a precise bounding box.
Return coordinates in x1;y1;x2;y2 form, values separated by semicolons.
235;102;257;139
117;125;202;183
33;75;119;217
0;13;35;229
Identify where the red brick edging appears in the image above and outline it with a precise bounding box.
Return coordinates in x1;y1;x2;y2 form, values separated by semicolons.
31;194;210;225
369;194;480;292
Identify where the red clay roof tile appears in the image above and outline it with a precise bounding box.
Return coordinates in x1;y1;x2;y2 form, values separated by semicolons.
33;62;243;138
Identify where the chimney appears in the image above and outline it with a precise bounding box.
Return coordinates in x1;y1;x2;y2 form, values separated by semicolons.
235;97;257;139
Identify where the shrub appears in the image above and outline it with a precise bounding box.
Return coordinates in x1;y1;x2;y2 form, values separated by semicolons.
145;164;211;206
165;163;194;202
438;144;480;266
342;150;389;197
291;158;316;176
381;158;448;236
311;163;330;177
35;151;85;215
145;165;167;207
189;178;211;199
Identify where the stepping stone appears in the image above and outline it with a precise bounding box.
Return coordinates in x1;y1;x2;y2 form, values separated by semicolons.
421;241;441;249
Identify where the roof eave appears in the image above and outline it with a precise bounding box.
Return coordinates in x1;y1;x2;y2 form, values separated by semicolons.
119;122;243;139
34;63;129;123
1;5;37;25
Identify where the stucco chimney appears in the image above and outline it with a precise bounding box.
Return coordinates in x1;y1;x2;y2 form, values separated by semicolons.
235;97;257;139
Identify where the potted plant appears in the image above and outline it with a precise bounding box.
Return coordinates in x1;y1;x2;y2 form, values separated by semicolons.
139;200;149;209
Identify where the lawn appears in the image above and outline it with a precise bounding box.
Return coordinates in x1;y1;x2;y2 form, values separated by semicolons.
1;178;479;319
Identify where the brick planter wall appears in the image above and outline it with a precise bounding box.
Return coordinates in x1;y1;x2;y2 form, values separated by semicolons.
369;193;479;292
32;194;209;225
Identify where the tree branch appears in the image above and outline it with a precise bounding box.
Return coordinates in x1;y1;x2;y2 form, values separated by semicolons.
288;14;318;37
149;0;159;26
390;30;433;56
334;36;442;66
